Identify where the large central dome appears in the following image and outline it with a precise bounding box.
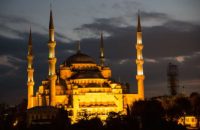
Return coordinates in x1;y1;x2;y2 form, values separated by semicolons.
65;52;96;65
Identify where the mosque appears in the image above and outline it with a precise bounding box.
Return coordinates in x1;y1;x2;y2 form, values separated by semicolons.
26;9;145;123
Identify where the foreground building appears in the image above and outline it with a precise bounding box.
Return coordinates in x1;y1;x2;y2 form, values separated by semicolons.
26;9;145;123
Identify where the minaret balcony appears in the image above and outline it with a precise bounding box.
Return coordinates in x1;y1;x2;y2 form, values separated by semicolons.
48;57;57;63
27;55;34;60
136;44;143;50
27;81;34;86
136;59;144;65
48;42;56;48
136;75;145;80
27;68;34;72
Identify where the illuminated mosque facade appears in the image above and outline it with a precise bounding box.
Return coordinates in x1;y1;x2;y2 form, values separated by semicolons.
26;9;145;123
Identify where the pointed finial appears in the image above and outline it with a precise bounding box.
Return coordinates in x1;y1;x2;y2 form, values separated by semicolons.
118;76;121;83
137;10;142;32
28;27;33;56
28;27;32;45
100;32;104;50
49;5;54;29
100;32;105;67
100;32;104;58
77;41;81;53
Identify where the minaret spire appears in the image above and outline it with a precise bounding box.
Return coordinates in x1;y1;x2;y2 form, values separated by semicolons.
48;8;57;106
49;7;55;42
135;11;145;100
27;27;35;109
28;28;33;56
77;41;81;53
137;10;141;32
100;32;105;67
49;8;54;29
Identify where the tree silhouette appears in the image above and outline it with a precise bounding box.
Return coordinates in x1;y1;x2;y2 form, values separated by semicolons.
52;108;70;130
190;92;200;128
71;117;103;130
105;112;124;130
131;99;187;130
174;96;191;118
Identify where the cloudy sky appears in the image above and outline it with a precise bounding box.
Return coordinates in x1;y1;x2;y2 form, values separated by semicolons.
0;0;200;105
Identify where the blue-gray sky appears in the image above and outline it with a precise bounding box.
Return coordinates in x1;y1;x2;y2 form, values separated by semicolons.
0;0;200;105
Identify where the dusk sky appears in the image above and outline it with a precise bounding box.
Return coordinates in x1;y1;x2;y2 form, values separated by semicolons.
0;0;199;105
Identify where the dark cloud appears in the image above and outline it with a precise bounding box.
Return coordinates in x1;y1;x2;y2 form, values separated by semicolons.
0;13;71;41
0;14;44;36
164;20;199;31
140;11;170;21
0;14;30;24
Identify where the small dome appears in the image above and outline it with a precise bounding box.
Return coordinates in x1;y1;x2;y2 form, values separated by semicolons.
65;52;95;65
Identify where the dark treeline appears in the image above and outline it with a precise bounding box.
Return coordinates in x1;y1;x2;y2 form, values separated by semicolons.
0;92;200;130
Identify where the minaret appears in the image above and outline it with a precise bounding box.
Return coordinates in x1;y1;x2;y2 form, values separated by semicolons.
100;32;105;67
27;28;34;109
136;12;145;100
48;8;57;106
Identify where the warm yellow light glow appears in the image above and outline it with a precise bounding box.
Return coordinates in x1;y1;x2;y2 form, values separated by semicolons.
137;71;143;75
137;32;142;44
13;119;18;127
136;23;144;100
138;39;142;44
138;55;143;60
178;116;198;128
49;53;53;58
29;61;142;123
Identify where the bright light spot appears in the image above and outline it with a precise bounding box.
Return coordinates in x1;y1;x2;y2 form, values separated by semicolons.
138;39;142;44
175;56;185;63
138;55;143;60
138;71;143;75
13;119;18;127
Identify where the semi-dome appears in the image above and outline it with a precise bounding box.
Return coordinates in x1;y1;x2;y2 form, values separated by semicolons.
65;52;96;65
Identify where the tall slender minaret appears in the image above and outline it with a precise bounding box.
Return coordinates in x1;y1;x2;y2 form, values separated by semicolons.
136;12;145;100
100;32;105;67
27;28;34;109
48;8;57;106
